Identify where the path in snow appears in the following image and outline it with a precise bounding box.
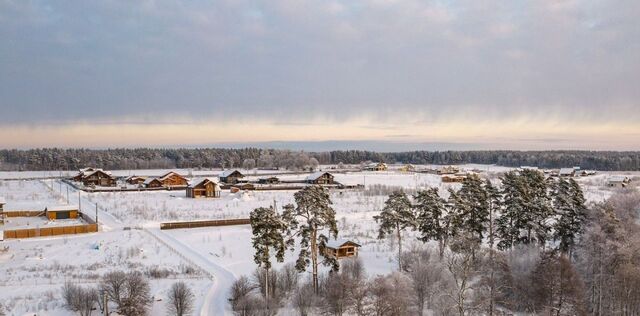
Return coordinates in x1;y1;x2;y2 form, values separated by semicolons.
145;227;236;316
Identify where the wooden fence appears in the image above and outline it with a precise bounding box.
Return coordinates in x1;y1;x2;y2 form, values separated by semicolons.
3;210;44;217
3;223;98;239
160;218;251;230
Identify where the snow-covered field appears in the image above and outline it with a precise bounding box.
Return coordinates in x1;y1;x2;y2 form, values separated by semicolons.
0;165;638;315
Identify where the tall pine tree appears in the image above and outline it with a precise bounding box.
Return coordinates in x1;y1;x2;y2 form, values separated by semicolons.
374;190;415;270
414;188;449;259
282;185;338;293
448;174;489;255
552;178;587;254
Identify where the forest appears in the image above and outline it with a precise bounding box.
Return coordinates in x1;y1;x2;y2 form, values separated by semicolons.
233;170;640;316
1;148;640;171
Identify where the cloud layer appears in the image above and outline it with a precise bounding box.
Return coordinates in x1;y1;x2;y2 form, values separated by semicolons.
0;0;639;148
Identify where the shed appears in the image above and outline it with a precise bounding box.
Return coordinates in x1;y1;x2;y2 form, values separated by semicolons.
230;183;255;192
306;172;335;185
399;164;415;172
442;175;465;183
45;205;79;220
607;176;631;188
438;166;460;175
220;170;245;184
364;162;388;171
323;239;361;259
187;178;222;198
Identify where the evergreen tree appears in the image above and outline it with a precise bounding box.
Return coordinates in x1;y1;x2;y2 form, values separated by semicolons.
282;185;338;293
448;174;489;254
414;188;449;259
250;206;291;306
552;178;588;253
374;190;415;270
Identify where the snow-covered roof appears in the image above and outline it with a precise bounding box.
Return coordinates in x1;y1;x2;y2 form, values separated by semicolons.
306;172;333;181
608;175;630;183
46;205;79;212
220;169;243;178
158;171;184;180
80;168;113;178
143;177;158;185
520;166;538;170
559;168;574;175
190;177;221;189
325;239;361;249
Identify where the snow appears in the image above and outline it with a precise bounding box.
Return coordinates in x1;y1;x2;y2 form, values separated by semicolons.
0;165;638;315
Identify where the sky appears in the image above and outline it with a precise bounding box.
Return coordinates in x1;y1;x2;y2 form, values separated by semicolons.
1;0;639;150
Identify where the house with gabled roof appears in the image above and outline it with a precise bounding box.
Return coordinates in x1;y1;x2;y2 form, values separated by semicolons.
322;239;361;259
187;178;221;198
306;172;335;185
220;170;244;184
72;168;116;187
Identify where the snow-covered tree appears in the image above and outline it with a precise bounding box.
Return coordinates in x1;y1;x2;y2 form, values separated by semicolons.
375;190;415;270
552;178;587;254
448;174;489;255
414;188;449;259
282;185;338;293
250;206;291;305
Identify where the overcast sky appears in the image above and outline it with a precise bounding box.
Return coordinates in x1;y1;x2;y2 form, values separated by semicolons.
1;0;639;150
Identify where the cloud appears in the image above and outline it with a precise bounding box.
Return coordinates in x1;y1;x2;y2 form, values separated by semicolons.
0;0;639;138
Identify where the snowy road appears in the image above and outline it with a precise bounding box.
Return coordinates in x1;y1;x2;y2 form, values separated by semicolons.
145;228;237;316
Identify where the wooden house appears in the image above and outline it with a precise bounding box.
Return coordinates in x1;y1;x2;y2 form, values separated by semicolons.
364;162;388;171
144;177;163;188
45;205;79;220
156;171;188;188
73;168;116;187
258;177;280;184
323;239;361;259
220;170;245;184
126;175;147;185
559;168;575;177
306;172;335;185
187;178;221;198
399;164;415;172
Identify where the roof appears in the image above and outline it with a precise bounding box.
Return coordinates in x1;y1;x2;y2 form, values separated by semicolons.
608;175;630;183
306;171;333;181
158;171;185;181
0;197;5;204
559;168;575;175
81;169;113;178
127;175;145;180
46;205;79;212
220;169;243;178
144;177;159;185
325;239;361;249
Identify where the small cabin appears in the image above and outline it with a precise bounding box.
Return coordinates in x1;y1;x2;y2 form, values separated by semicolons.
323;239;361;259
306;172;335;185
399;164;415;172
126;176;147;185
258;177;280;184
230;183;255;193
187;178;221;198
144;177;163;188
220;170;245;184
45;205;79;220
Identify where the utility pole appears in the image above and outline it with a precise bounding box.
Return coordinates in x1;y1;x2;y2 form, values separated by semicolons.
103;292;108;315
66;187;69;203
78;191;81;212
95;203;99;225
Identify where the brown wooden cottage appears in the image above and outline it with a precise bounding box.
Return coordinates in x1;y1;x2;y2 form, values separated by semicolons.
323;239;361;259
145;171;188;188
187;178;221;198
230;183;255;193
306;172;335;185
220;170;244;184
73;168;116;187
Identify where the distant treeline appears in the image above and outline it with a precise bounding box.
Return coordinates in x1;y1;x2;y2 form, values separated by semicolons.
1;148;640;171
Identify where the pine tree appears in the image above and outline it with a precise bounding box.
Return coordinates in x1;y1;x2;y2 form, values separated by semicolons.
374;190;415;270
552;178;588;254
250;206;291;307
282;185;338;293
448;174;489;255
414;187;449;259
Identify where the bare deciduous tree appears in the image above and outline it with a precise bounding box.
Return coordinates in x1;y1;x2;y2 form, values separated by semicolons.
167;281;195;316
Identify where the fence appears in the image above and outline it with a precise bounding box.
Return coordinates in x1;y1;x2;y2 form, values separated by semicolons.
3;223;98;239
160;218;251;230
3;210;44;217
